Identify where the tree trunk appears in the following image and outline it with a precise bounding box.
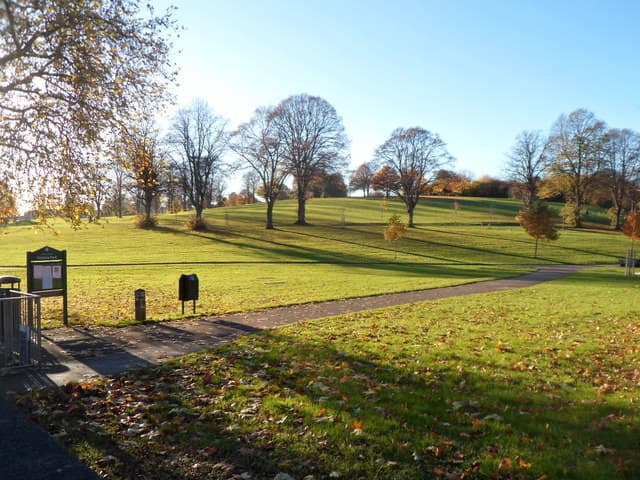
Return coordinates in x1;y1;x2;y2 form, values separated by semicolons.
117;193;123;218
295;188;307;225
534;238;539;258
573;202;582;228
195;204;203;220
573;183;583;227
266;200;275;229
614;204;623;230
144;192;153;222
407;205;415;228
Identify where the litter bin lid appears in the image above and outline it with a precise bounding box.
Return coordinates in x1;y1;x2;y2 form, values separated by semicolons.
0;276;20;284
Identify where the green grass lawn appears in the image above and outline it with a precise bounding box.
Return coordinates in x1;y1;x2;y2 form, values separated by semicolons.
16;267;640;479
37;263;529;328
0;197;630;327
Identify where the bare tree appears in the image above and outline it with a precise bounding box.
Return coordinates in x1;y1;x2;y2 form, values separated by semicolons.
86;165;112;221
374;127;453;227
0;0;176;220
110;153;129;218
207;177;226;208
505;130;548;208
167;99;229;227
601;128;640;229
269;94;349;225
349;162;375;197
232;107;289;229
547;109;606;227
242;170;260;204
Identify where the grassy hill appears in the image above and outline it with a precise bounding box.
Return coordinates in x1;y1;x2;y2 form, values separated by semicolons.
0;197;629;327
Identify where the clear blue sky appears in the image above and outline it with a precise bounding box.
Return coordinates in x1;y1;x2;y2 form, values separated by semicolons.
153;0;640;186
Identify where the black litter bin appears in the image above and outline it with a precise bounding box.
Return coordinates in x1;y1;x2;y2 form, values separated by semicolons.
179;274;199;314
0;276;21;290
179;274;199;301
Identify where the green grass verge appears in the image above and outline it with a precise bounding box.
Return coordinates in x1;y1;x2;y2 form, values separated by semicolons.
15;267;640;479
0;197;630;326
44;263;528;328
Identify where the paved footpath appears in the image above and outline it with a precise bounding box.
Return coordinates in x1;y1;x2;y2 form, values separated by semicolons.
0;264;594;479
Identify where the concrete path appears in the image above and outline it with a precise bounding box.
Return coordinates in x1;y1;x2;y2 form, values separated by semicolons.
0;264;593;480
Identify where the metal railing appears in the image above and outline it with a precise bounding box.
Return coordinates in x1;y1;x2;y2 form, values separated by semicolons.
0;290;41;369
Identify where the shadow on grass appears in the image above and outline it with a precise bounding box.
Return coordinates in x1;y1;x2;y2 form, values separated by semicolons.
17;324;640;479
419;226;620;263
148;215;532;266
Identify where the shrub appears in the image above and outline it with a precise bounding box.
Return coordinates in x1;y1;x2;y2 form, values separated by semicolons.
134;215;158;229
186;215;209;231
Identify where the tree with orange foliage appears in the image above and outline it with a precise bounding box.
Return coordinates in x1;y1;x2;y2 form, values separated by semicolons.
622;211;640;275
623;211;640;241
431;169;471;196
371;166;400;199
0;181;17;225
123;121;166;228
516;201;559;258
384;214;407;259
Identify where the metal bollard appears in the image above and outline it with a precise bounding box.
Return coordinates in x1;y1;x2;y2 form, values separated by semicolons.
134;289;146;322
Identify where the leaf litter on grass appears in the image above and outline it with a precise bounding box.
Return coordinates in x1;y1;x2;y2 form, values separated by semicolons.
14;267;640;479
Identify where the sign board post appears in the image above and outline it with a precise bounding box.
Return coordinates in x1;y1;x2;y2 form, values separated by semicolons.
26;246;68;326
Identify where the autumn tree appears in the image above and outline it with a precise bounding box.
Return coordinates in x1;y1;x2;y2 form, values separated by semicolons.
371;165;400;199
269;94;349;225
374;127;453;227
308;170;348;198
232;107;289;229
0;181;17;224
547;109;606;227
167;99;228;229
0;0;177;221
464;176;511;198
600;129;640;230
123;123;166;228
384;214;407;259
622;211;640;274
225;192;245;207
505;130;549;208
349;162;375;197
622;211;640;242
516;200;559;257
431;169;471;195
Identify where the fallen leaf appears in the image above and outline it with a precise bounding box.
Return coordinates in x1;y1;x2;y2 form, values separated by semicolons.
498;457;512;471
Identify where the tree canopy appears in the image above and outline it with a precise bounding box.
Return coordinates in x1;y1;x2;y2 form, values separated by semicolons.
374;127;452;227
167;99;228;227
269;94;349;225
231;106;289;229
516;200;559;257
546;109;605;227
505;130;548;208
0;0;177;219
